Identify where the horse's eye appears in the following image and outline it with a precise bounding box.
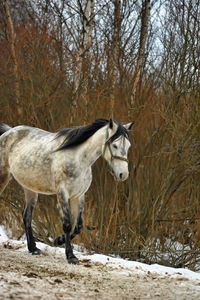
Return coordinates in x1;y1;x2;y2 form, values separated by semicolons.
113;144;118;149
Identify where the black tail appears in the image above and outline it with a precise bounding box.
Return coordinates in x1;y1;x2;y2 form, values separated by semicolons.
0;123;11;136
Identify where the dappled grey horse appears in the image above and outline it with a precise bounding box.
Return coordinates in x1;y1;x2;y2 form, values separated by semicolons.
0;118;134;264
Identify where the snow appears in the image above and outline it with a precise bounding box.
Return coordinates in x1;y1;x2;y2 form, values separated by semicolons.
1;225;200;282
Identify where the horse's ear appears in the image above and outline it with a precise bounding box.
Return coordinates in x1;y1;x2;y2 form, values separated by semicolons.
109;119;118;132
109;118;113;129
123;121;135;130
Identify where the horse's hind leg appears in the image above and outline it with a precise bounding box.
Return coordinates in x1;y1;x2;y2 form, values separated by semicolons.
23;188;41;255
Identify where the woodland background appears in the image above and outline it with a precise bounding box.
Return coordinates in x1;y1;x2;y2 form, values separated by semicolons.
0;0;200;270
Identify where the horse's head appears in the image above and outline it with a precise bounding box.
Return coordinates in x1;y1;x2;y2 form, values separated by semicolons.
102;119;134;181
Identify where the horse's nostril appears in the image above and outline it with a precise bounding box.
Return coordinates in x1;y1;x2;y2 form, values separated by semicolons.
119;173;123;179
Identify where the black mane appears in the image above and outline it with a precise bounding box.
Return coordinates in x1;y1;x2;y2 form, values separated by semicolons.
56;118;129;151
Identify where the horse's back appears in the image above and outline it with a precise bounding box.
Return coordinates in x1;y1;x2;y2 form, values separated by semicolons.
0;125;55;155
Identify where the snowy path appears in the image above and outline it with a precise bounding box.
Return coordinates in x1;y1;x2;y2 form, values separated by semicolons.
0;227;200;299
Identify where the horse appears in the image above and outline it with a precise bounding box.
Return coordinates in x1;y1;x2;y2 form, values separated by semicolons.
0;118;134;264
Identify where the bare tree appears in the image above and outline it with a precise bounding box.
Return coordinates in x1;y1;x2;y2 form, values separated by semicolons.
157;0;200;97
72;0;94;124
4;0;22;119
109;0;121;117
129;0;150;115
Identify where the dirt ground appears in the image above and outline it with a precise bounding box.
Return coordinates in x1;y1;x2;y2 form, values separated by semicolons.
0;242;200;300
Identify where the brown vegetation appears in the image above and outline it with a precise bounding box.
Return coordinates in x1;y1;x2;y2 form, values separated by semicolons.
0;0;200;271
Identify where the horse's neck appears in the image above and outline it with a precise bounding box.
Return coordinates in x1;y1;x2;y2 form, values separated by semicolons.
78;126;108;167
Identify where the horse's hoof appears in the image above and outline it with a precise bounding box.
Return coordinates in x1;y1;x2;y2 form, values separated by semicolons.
31;248;42;255
68;257;79;265
54;235;65;246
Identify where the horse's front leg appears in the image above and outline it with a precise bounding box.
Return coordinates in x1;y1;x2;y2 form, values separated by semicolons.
70;195;84;240
23;188;41;255
57;188;79;264
54;195;84;244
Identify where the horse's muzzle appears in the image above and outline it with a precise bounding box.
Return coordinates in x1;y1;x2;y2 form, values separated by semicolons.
109;168;129;182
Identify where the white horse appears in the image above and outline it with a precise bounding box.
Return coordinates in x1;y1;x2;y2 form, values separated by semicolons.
0;118;134;264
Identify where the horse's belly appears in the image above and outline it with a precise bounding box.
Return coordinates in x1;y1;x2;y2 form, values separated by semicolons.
10;161;55;194
11;170;54;194
12;172;54;194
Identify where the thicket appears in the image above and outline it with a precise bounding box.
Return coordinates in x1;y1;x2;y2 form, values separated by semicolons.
0;0;200;271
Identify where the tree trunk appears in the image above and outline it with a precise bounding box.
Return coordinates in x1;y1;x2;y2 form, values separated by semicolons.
110;0;121;118
129;0;150;116
71;0;94;124
82;0;94;123
4;0;22;120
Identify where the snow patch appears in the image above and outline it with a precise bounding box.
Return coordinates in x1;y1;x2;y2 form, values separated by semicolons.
0;225;9;243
